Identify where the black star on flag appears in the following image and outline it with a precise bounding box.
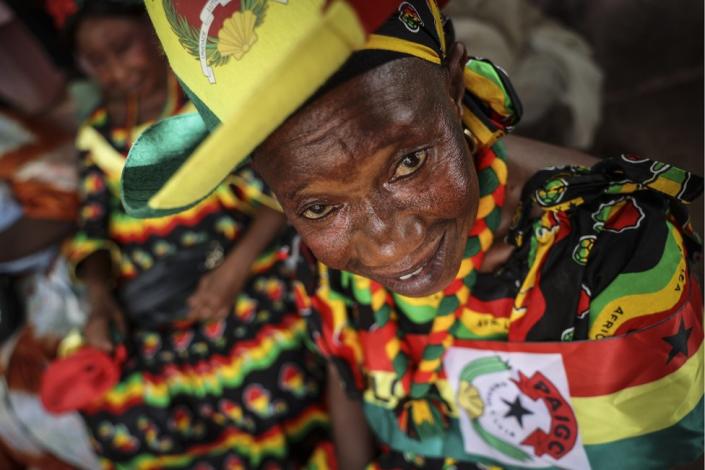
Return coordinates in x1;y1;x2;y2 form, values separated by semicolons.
662;317;692;364
502;395;533;428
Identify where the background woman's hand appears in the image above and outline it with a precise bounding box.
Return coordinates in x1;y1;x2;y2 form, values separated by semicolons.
187;205;286;322
83;284;125;353
186;255;248;321
78;251;125;353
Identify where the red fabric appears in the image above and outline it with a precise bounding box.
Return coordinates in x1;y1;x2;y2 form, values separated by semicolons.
44;0;79;29
40;346;126;414
452;294;703;397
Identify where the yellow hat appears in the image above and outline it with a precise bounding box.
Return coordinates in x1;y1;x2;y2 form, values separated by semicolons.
122;0;402;218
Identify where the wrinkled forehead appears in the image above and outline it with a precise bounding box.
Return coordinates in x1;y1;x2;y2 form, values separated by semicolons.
254;58;448;181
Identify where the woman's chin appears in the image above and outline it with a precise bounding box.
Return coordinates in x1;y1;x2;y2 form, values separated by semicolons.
374;246;461;298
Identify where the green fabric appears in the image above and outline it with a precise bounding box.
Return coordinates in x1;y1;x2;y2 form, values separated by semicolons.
120;112;211;218
177;78;222;131
363;403;553;469
363;398;704;470
584;398;704;470
587;225;682;330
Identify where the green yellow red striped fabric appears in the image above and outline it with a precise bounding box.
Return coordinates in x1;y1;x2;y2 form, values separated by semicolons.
359;289;703;469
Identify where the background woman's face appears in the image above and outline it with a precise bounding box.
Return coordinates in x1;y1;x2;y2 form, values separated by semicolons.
75;16;164;100
255;58;478;297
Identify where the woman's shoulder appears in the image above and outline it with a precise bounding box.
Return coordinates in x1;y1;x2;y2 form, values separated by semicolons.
504;135;598;173
514;151;702;216
502;135;702;233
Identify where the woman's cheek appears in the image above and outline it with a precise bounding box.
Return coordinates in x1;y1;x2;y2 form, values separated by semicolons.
292;217;352;270
427;151;475;218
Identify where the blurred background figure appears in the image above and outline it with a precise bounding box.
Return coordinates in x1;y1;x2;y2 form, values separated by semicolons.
444;0;603;150
444;0;703;235
0;1;99;468
1;1;334;467
0;113;98;470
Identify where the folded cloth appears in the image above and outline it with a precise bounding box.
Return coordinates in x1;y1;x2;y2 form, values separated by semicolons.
40;345;125;414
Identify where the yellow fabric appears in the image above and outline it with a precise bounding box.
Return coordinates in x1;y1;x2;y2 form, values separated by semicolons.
461;111;497;149
147;0;367;211
649;177;686;200
459;310;510;336
573;342;704;445
364;34;441;64
77;102;196;179
427;0;446;54
588;226;688;338
76;126;125;179
226;173;282;213
463;68;511;117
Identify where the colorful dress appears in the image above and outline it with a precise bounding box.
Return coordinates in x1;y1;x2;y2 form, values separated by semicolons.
69;78;334;469
301;144;703;470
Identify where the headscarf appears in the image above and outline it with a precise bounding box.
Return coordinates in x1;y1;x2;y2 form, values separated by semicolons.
321;0;522;153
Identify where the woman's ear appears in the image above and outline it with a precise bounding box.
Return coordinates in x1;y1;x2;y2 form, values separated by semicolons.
445;41;468;119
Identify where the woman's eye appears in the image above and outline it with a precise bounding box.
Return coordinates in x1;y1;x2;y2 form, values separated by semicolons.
302;204;334;220
394;149;428;178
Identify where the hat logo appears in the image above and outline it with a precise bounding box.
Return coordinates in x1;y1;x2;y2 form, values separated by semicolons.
398;1;424;33
164;0;288;84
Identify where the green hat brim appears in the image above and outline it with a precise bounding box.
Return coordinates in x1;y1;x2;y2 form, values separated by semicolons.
121;113;212;218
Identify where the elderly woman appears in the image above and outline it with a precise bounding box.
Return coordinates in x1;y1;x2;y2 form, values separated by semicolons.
122;1;702;469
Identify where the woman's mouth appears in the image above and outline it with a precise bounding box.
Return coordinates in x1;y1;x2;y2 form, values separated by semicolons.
398;265;424;280
369;232;450;297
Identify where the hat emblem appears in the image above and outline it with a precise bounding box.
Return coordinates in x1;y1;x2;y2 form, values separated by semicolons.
163;0;288;83
397;1;424;33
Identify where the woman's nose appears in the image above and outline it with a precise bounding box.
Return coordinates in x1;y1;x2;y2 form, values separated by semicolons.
100;57;129;90
353;203;424;268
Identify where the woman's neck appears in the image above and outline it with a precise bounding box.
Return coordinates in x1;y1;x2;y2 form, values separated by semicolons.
479;135;598;272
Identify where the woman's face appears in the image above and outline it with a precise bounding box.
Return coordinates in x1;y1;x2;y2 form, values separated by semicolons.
255;56;478;297
75;16;164;100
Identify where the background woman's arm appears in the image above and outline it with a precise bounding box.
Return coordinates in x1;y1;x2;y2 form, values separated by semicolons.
326;362;376;470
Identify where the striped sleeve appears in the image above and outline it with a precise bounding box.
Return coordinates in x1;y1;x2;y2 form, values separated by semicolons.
67;151;121;274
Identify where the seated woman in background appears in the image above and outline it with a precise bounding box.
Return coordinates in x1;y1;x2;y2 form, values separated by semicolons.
122;1;703;468
44;1;335;468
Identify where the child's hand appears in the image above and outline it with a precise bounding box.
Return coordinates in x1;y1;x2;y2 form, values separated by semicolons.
186;257;248;321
